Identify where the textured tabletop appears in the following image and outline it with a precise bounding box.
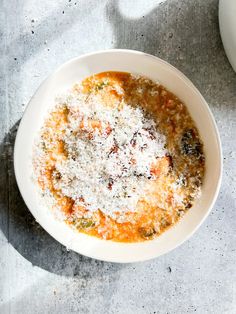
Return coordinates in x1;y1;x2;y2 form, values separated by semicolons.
0;0;236;313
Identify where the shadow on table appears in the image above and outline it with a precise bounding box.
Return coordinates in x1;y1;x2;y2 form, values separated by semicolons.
0;0;236;279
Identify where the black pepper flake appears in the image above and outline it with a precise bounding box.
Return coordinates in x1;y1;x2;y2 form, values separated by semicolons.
133;171;144;178
31;19;35;23
185;203;192;209
14;57;17;61
62;10;65;14
143;127;156;140
108;178;114;190
168;266;172;273
108;144;118;157
54;172;62;180
141;143;147;151
31;30;34;34
130;132;137;147
167;154;173;169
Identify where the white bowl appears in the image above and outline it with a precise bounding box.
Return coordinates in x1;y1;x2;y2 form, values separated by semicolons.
14;50;222;263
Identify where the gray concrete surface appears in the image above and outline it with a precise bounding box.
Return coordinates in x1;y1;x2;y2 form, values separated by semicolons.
0;0;236;313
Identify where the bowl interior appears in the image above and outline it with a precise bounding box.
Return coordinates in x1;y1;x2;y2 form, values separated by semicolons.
14;50;222;262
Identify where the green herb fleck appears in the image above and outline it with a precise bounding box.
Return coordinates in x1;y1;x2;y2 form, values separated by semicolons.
95;81;109;91
76;218;95;229
139;227;156;239
41;141;47;151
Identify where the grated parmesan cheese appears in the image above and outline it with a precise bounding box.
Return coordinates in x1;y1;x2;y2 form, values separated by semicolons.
42;84;168;219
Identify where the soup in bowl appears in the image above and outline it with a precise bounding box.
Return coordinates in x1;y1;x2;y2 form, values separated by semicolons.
14;50;222;262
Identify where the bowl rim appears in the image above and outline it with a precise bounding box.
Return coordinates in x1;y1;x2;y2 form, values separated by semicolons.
14;49;223;263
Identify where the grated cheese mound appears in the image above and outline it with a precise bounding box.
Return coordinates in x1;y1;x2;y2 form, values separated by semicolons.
39;85;168;219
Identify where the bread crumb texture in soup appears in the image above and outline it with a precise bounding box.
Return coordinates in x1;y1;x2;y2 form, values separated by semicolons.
33;72;205;242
